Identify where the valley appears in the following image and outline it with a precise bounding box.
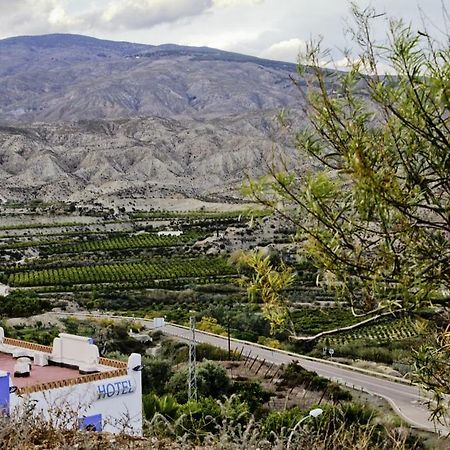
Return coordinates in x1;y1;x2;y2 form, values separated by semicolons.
0;21;448;447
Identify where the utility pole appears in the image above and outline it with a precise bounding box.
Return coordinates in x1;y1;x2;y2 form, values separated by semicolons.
188;315;197;401
227;313;231;360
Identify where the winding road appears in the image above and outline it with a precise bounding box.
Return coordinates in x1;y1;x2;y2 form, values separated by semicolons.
52;311;447;434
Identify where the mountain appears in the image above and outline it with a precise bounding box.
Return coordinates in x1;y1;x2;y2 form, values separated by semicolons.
0;34;300;125
0;34;309;205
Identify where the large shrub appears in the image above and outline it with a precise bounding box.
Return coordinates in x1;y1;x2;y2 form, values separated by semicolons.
167;360;231;403
142;357;173;395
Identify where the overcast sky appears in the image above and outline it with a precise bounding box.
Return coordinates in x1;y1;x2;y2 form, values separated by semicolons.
0;0;447;63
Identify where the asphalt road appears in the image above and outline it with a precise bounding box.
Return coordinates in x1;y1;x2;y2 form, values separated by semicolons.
161;322;445;434
53;312;447;434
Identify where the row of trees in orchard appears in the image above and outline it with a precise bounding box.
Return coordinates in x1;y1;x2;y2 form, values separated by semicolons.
242;5;450;423
8;257;235;287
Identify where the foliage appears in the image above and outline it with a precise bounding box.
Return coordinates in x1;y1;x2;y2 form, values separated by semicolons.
196;361;232;398
233;381;272;413
166;341;232;365
262;406;306;435
0;410;149;449
157;339;189;362
46;231;203;254
4;323;60;345
167;360;231;403
0;290;51;317
0;397;426;450
263;402;380;443
280;362;352;401
143;393;180;420
318;317;421;346
235;250;296;334
330;340;393;364
257;336;282;349
166;368;190;402
414;313;450;424
195;343;232;362
243;4;450;419
176;397;222;436
244;5;450;319
290;307;357;336
196;316;227;336
199;303;271;342
141;358;173;395
7;257;234;288
60;317;148;355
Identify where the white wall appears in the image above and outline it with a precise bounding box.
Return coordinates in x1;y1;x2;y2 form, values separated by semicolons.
9;354;143;435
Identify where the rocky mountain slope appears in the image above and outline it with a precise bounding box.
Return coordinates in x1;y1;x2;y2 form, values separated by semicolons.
0;112;306;203
0;34;308;204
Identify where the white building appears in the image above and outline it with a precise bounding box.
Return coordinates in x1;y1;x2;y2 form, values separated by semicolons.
157;230;183;237
0;328;142;435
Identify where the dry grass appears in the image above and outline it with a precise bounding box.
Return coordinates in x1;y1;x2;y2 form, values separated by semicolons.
0;407;424;450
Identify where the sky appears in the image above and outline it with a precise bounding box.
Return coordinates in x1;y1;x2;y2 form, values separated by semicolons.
0;0;447;63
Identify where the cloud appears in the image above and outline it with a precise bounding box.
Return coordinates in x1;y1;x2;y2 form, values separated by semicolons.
260;38;306;63
0;0;79;36
48;5;83;28
0;0;215;37
213;0;264;6
87;0;214;31
185;30;262;51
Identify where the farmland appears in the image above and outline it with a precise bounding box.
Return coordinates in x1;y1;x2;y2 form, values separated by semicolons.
0;205;427;371
7;257;234;288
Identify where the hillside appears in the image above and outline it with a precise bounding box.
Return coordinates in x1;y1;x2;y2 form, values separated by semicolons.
0;112;306;203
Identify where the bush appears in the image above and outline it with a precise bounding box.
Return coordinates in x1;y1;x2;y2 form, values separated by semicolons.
336;341;394;364
280;362;352;402
338;402;375;426
326;383;352;402
196;316;226;335
0;291;52;317
142;358;173;395
143;393;179;420
197;360;231;398
167;360;231;403
233;381;271;413
177;397;222;436
281;361;326;389
173;342;231;364
262;406;305;435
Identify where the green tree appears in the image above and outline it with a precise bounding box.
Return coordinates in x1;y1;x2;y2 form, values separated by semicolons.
0;291;51;317
196;316;227;336
142;357;173;395
244;5;450;420
167;360;231;403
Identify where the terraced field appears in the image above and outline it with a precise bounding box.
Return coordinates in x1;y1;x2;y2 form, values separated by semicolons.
319;317;420;346
44;232;203;254
0;210;245;291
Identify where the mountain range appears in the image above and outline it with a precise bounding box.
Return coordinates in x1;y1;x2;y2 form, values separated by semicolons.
0;34;307;205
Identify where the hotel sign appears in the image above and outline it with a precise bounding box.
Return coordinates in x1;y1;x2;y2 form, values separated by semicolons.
96;378;135;399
